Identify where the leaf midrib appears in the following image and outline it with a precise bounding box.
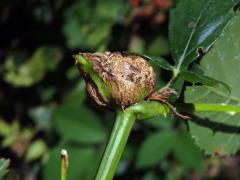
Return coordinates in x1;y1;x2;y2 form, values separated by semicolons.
176;0;212;70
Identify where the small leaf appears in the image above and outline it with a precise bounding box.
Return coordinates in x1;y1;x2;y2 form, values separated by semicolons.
3;47;62;87
25;139;47;161
179;70;231;93
136;131;176;169
0;158;10;179
28;106;52;131
170;0;239;70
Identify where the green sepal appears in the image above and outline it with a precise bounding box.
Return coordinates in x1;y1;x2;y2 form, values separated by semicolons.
74;54;112;102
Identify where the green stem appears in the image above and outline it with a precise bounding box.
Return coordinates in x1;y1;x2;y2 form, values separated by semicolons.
61;149;68;180
95;109;135;180
193;103;240;113
95;101;169;180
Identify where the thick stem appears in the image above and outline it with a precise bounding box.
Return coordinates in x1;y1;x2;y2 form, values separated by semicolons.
95;110;135;180
95;101;169;180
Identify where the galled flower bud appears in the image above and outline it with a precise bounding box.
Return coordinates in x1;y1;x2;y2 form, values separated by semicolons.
74;52;156;109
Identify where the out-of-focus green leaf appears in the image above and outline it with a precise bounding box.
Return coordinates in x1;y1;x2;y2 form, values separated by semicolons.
184;14;240;155
136;131;176;169
28;106;52;131
144;116;173;130
179;70;231;93
174;130;203;170
66;67;80;80
62;0;128;50
0;119;19;137
54;106;106;144
170;0;239;70
3;47;62;87
147;36;170;56
25;139;47;161
43;143;101;180
0;158;10;179
0;119;19;147
53;81;106;143
128;36;145;54
0;118;34;149
39;87;56;102
63;80;87;105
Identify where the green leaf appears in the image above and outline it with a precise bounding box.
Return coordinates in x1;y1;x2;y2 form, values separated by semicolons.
3;47;62;87
140;54;173;71
62;0;128;50
147;36;170;56
128;36;145;54
170;0;240;70
53;81;106;143
0;119;19;148
184;14;240;155
174;131;203;170
179;70;231;93
28;106;52;131
144;116;173;130
25;139;47;161
136;131;176;169
0;158;10;178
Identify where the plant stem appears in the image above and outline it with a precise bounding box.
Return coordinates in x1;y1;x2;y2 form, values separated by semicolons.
193;103;240;113
179;103;240;115
61;149;68;180
95;109;135;180
95;101;169;180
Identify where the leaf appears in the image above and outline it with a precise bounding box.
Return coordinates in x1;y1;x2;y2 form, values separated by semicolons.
136;131;176;169
170;0;240;70
0;119;19;148
174;131;203;170
147;36;170;56
144;116;173;130
140;54;173;71
62;0;127;49
0;158;10;179
28;106;52;131
53;81;107;143
184;14;240;155
179;70;231;93
128;35;145;54
25;139;47;161
3;47;62;87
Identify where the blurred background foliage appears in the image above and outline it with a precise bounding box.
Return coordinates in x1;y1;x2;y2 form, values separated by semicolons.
1;0;240;179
